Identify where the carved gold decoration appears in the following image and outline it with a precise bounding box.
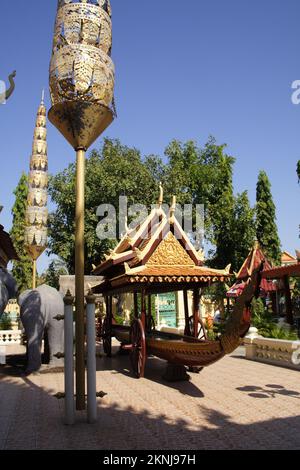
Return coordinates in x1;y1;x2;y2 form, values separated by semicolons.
25;207;48;226
24;227;47;248
27;189;48;207
25;95;48;261
48;0;115;150
147;232;195;267
28;171;48;189
30;155;48;172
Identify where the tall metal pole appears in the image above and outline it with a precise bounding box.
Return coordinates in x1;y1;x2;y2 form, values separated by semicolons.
75;149;86;410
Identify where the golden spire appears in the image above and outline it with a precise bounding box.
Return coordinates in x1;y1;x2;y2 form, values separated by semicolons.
158;182;164;208
24;94;48;264
170;196;176;219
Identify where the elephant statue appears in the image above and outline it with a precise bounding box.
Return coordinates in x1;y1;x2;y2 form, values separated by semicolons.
19;284;64;374
0;267;18;317
0;71;16;103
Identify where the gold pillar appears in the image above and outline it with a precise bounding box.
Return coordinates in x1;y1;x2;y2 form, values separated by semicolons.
48;0;115;411
32;260;37;290
75;149;86;410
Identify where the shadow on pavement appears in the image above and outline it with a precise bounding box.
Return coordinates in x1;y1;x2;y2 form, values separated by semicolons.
237;384;300;400
99;345;205;398
0;372;300;450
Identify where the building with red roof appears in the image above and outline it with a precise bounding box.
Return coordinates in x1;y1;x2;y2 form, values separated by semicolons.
227;241;278;299
0;224;19;268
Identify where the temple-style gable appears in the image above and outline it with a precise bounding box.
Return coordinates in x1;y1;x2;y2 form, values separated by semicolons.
146;232;195;267
236;240;273;280
93;192;231;292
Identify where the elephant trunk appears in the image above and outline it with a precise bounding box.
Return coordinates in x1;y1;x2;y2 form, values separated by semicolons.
5;71;16;100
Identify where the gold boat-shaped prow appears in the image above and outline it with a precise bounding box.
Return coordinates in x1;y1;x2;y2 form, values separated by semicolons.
100;269;261;378
113;325;225;368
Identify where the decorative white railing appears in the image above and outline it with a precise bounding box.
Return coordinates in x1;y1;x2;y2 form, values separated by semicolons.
159;325;185;336
244;328;300;370
0;330;22;346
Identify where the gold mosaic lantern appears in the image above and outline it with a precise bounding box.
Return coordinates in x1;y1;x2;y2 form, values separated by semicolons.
48;0;115;411
24;93;48;289
48;0;115;149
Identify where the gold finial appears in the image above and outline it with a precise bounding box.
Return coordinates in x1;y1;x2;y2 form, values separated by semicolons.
41;89;45;105
125;215;129;234
254;238;260;250
198;248;205;262
158;182;164;208
170;196;176;218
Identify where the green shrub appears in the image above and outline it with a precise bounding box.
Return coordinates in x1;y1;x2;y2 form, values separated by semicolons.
251;297;276;336
207;328;218;341
0;314;13;331
264;326;299;341
114;313;125;326
251;297;266;317
250;298;299;340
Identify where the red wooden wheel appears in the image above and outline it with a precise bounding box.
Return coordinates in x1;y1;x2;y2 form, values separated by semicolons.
130;319;146;378
102;316;112;357
188;315;207;340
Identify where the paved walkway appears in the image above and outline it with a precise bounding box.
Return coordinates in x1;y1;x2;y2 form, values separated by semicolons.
0;343;299;450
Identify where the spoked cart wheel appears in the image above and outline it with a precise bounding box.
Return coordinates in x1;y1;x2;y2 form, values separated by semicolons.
130;319;146;378
102;315;112;357
188;315;208;340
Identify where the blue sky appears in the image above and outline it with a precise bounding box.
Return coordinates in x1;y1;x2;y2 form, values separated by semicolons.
0;0;300;273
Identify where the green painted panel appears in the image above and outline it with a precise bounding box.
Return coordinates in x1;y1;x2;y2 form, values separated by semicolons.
158;293;177;328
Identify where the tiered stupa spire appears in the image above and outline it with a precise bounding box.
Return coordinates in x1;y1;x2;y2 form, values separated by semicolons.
24;94;48;282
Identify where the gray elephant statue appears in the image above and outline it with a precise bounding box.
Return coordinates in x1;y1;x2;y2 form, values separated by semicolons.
0;267;18;317
19;285;64;374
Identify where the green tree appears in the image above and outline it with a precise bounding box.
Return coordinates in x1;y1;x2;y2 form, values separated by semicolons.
207;145;235;268
43;258;69;290
297;161;300;238
48;139;162;273
0;313;13;331
10;173;32;292
163;137;236;268
231;191;256;272
48;136;257;275
256;171;281;265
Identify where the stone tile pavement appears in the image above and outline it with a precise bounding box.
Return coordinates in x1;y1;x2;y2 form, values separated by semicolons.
0;343;299;450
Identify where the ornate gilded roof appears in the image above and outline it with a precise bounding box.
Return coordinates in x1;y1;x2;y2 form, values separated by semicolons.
93;196;231;292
